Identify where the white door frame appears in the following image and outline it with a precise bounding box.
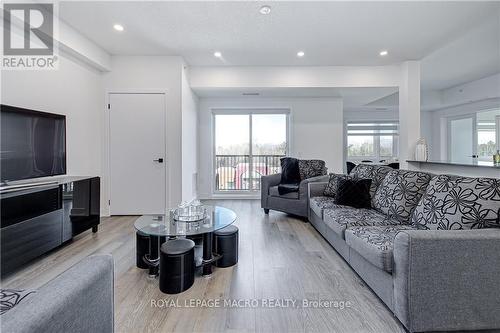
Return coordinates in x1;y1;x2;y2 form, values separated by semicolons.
103;90;168;216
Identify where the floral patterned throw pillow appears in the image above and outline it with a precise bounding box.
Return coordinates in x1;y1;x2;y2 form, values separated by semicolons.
298;160;327;180
411;175;500;230
323;173;350;197
372;170;432;224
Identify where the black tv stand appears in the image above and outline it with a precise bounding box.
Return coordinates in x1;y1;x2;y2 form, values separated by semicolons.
1;176;100;275
0;180;59;192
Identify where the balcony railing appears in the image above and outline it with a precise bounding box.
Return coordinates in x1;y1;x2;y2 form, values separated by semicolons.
215;154;284;191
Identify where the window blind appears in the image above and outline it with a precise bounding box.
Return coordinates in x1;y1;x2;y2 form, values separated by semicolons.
347;121;399;136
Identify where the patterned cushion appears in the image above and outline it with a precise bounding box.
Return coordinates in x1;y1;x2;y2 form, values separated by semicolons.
323;173;350;197
309;196;346;218
373;170;432;224
350;164;392;200
345;225;417;272
323;207;399;239
0;289;36;315
411;175;500;230
298;159;327;180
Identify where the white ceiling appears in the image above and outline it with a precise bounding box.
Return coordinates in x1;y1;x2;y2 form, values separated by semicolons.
59;1;500;90
421;15;500;90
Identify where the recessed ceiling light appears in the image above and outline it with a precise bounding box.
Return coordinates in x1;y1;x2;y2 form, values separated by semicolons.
113;24;124;32
259;5;271;15
297;51;305;57
214;51;222;58
379;50;388;56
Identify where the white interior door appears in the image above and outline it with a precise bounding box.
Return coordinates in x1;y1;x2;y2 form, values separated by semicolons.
109;93;166;215
448;115;475;162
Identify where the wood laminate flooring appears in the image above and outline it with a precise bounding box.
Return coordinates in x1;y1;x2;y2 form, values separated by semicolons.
1;200;406;333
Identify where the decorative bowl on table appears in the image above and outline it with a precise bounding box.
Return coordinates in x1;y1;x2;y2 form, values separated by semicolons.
171;202;207;222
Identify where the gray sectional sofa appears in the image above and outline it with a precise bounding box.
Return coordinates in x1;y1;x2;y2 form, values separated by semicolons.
308;164;500;332
1;255;114;333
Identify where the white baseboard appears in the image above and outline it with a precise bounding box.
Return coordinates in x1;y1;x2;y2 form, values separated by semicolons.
198;194;260;200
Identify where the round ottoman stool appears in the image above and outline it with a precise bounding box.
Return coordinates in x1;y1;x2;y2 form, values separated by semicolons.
213;225;239;268
159;238;195;294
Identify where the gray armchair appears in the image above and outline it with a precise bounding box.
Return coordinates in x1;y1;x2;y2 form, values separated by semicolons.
261;173;329;218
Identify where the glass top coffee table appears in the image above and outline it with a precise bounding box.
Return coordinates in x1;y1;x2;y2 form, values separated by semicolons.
134;206;237;277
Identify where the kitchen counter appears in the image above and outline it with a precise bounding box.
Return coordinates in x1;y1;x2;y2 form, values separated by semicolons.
407;159;500;169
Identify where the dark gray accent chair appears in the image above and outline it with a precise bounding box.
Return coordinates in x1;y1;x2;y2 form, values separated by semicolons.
261;160;329;217
1;255;114;333
308;164;500;332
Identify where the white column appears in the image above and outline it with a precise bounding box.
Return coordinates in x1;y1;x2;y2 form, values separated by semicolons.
399;61;421;170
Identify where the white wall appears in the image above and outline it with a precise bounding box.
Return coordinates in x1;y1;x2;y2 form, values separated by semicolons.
399;61;421;170
197;97;343;199
1;54;106;211
58;19;112;71
344;109;398;121
420;111;434;156
440;73;500;106
181;64;199;202
102;56;184;207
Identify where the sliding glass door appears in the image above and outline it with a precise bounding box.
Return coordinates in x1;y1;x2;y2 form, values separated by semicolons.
447;109;500;162
214;111;288;193
214;114;250;191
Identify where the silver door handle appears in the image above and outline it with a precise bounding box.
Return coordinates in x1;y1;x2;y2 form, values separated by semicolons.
153;158;164;163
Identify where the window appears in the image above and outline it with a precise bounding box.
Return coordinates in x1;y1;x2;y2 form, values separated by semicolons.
379;136;394;156
346;121;399;161
476;109;500;161
347;136;374;157
214;111;288;192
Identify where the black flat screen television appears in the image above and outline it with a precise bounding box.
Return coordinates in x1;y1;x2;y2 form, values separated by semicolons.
1;105;66;182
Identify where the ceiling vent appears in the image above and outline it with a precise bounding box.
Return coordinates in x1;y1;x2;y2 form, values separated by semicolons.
375;107;388;111
242;92;260;96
